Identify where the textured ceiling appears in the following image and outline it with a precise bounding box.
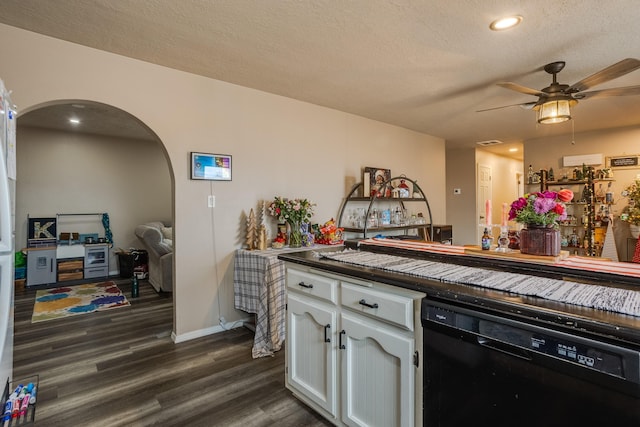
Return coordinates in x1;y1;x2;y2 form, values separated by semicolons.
3;0;640;159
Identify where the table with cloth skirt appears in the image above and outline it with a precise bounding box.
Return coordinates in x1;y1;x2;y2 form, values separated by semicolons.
233;246;332;357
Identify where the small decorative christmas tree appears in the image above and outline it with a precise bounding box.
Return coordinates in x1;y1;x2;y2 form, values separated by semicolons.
257;224;267;250
246;208;257;250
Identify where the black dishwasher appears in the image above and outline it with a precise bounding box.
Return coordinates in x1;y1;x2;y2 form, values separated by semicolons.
422;299;640;426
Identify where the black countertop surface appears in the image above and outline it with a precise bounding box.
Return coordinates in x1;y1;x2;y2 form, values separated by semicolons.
278;244;640;347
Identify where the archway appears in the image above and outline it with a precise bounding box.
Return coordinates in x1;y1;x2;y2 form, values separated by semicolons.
16;100;175;325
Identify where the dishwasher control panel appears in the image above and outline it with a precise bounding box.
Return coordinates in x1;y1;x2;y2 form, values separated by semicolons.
424;301;640;384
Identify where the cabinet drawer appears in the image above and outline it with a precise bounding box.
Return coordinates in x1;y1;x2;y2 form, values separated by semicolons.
341;282;415;330
58;260;83;271
287;269;338;304
84;267;108;279
58;271;83;281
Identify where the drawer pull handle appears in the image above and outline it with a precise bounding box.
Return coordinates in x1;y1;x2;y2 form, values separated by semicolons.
324;324;331;343
298;281;313;289
359;299;379;309
339;330;346;349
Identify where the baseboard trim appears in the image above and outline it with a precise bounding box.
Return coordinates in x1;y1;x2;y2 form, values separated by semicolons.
171;316;252;343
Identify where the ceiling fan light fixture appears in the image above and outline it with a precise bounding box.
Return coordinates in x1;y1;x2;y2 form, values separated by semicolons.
489;15;523;31
537;99;572;124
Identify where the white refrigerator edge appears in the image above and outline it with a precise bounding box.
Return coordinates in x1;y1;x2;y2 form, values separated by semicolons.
0;77;16;398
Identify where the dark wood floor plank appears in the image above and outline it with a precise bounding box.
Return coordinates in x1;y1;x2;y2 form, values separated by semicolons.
12;279;331;426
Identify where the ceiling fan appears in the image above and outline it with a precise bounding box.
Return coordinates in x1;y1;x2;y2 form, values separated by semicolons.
478;58;640;123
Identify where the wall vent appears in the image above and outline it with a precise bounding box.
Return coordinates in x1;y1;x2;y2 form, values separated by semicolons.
476;140;503;146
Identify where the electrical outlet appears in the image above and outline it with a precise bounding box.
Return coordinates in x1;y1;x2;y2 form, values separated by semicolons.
208;195;215;208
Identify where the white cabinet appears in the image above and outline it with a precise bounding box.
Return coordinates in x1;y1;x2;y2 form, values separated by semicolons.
285;266;424;427
26;247;56;286
287;292;338;417
340;312;417;427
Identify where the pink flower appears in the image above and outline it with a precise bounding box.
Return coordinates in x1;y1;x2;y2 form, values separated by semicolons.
538;190;557;199
534;197;556;214
553;203;567;220
509;197;528;220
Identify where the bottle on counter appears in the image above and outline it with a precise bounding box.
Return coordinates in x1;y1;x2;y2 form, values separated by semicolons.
481;228;492;250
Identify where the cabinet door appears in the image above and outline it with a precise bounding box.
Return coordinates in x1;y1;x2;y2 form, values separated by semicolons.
26;249;56;286
287;292;338;418
340;312;415;427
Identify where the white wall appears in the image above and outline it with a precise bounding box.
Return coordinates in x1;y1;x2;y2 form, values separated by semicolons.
445;147;475;245
16;126;171;271
0;24;446;340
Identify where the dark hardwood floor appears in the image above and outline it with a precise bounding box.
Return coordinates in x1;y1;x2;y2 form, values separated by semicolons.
13;279;331;426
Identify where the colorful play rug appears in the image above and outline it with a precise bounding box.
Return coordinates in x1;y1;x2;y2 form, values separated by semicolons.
32;281;130;323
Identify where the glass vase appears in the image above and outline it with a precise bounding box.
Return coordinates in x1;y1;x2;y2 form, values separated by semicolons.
288;221;303;248
519;224;561;256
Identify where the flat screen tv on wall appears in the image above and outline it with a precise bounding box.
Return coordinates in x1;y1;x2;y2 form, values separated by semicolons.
190;152;232;181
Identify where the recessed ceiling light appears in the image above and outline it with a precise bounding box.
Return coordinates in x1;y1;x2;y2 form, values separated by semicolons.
490;15;523;31
69;118;80;125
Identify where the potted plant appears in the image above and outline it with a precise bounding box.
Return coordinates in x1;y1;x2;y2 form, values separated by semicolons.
268;196;315;248
508;189;573;256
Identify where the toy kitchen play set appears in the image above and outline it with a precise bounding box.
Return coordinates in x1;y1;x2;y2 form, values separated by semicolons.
24;213;112;287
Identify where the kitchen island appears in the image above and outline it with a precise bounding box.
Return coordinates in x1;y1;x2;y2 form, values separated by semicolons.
279;239;640;426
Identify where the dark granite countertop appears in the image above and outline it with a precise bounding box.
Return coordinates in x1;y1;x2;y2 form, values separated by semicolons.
278;245;640;347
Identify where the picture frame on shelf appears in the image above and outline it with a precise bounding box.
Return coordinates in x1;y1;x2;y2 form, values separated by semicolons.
364;166;391;197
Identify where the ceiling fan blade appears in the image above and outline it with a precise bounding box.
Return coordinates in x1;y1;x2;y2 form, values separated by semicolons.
477;101;537;113
577;85;640;100
497;82;543;96
569;58;640;92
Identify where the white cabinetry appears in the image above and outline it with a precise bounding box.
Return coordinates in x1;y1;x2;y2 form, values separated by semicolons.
285;266;424;427
26;247;56;286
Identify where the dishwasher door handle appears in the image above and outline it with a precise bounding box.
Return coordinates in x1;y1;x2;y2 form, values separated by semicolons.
477;336;533;361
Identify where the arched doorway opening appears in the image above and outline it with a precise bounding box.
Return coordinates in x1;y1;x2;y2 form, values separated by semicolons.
15;99;175;324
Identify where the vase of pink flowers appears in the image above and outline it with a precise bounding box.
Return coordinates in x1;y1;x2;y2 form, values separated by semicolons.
268;196;315;248
509;189;573;256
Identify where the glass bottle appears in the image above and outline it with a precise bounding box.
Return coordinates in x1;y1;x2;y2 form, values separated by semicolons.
481;228;492;250
596;184;605;203
569;228;579;247
605;181;613;204
132;274;139;298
